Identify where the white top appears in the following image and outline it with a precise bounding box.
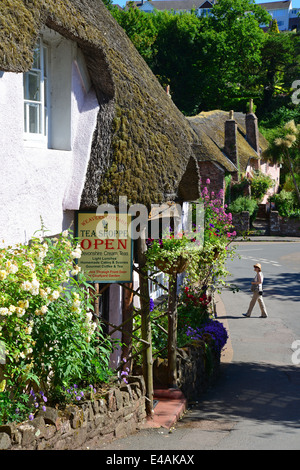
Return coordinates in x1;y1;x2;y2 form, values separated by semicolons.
255;272;264;291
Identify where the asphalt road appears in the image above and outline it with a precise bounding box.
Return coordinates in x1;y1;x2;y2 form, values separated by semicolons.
98;240;300;451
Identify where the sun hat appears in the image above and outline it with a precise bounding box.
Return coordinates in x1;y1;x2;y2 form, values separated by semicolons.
253;263;261;271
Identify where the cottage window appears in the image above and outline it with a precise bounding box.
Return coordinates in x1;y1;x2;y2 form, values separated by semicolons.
23;38;49;145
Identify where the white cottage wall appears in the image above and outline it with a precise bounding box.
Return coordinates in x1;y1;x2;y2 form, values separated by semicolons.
0;40;99;246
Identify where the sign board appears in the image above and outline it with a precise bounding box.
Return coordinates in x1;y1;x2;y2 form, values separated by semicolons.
75;211;133;283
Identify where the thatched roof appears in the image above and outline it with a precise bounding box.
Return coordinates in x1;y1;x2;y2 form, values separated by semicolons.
0;0;200;208
187;110;269;172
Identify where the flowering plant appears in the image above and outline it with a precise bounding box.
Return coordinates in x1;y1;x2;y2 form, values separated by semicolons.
197;182;237;292
177;285;212;346
185;320;228;354
0;228;113;424
146;227;203;277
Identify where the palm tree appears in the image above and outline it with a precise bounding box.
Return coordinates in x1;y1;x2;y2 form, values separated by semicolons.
262;120;300;207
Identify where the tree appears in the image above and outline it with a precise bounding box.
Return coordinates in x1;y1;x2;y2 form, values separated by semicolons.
150;10;203;114
110;6;158;61
263;120;300;206
196;0;271;111
259;31;297;112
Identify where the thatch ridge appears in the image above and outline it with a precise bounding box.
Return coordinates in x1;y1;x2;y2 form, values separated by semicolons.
187;110;268;172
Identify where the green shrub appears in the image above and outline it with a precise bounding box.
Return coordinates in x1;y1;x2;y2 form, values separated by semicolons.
250;172;273;202
0;229;114;424
228;196;258;218
269;190;300;218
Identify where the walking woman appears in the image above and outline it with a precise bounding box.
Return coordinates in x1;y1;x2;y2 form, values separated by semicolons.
245;263;268;318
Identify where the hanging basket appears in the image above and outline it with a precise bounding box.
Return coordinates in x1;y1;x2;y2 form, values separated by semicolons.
155;255;188;275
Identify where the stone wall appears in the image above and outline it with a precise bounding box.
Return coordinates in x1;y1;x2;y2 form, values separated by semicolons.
0;376;146;450
269;211;300;237
1;343;223;450
232;211;250;234
153;342;220;402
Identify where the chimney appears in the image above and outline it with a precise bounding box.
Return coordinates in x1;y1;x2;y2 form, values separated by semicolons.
224;110;238;167
245;99;260;155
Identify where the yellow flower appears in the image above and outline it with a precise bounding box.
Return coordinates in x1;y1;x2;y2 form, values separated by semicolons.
0;380;6;392
0;270;7;281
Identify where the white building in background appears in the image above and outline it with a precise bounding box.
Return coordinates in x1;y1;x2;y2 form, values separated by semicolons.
127;0;300;30
259;0;299;30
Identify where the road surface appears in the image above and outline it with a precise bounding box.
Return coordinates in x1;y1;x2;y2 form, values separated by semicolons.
96;240;300;451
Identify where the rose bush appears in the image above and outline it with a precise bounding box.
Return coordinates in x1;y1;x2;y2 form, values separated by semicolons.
0;229;113;424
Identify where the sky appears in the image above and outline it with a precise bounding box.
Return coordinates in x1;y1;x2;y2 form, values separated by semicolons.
115;0;300;12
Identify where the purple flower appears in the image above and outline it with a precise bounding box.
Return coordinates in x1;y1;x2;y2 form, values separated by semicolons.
29;413;34;421
43;396;47;402
42;406;46;412
186;320;228;353
149;298;155;312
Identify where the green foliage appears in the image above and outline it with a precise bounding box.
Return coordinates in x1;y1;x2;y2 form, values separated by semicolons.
269;190;300;217
262;120;300;206
250;171;274;202
228;196;258;217
110;6;158;61
198;184;237;292
259;105;300;133
110;0;300;119
145;226;203;282
177;285;211;346
258;31;297;112
111;0;276;115
0;228;113;424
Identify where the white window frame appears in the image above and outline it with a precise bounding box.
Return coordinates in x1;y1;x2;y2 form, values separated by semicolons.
23;37;49;147
148;268;168;301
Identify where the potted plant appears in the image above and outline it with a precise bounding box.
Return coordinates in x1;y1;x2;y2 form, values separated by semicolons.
145;228;202;276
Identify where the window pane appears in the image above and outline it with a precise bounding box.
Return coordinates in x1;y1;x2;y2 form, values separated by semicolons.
44;77;47;107
29;103;40;134
43;46;48;77
28;71;41;101
32;46;41;69
44;108;48;137
24;103;27;133
23;37;49;140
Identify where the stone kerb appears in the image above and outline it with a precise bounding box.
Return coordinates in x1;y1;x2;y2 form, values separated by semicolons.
0;376;146;450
